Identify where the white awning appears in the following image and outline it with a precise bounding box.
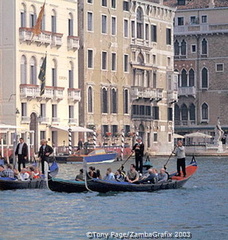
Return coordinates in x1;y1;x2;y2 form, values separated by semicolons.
0;123;24;130
50;126;93;132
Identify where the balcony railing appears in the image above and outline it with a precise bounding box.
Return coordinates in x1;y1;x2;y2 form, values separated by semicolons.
20;84;40;99
68;88;81;102
21;116;30;124
167;91;178;104
69;118;77;124
52;117;60;123
175;120;196;126
130;38;151;48
51;33;63;48
131;86;163;101
53;87;64;101
38;117;49;124
67;36;79;51
178;86;196;97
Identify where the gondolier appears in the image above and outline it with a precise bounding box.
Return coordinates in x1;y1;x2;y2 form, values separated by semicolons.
132;137;144;174
38;139;53;174
15;138;28;172
174;140;186;177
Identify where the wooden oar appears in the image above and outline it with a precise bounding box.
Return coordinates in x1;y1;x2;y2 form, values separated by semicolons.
118;152;133;171
164;146;176;170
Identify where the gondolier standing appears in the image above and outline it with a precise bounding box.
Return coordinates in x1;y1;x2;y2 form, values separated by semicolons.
15;138;28;172
174;140;186;177
132;137;144;174
38;139;53;174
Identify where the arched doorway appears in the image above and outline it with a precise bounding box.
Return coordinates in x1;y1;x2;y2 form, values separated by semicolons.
30;112;38;152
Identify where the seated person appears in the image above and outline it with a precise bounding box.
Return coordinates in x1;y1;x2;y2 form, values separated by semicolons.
114;169;125;182
20;168;30;181
96;169;102;179
5;164;14;178
75;169;84;181
138;168;158;184
157;168;168;183
103;168;115;181
0;165;6;177
88;166;97;179
126;164;139;183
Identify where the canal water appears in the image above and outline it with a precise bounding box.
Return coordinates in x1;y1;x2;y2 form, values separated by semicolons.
0;156;227;240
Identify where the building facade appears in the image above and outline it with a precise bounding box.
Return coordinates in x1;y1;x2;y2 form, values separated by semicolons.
78;0;177;155
0;0;80;153
165;0;228;142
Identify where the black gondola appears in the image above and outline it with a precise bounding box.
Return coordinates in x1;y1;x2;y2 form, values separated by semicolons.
47;159;197;193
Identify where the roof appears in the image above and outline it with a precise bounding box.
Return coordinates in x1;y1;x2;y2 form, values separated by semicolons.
163;0;228;9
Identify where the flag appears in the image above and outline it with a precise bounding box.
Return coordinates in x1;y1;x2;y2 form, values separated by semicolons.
32;2;45;36
39;55;47;96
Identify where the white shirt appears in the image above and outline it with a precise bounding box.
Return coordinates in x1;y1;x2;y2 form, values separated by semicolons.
18;143;24;155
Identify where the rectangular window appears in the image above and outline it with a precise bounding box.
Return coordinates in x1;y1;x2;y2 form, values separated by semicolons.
166;28;171;45
202;15;207;23
123;1;129;11
124;89;129;114
102;51;107;70
102;0;107;7
124;55;128;72
111;53;116;71
102;125;109;136
191;45;196;53
69;105;74;119
21;103;27;116
151;25;157;42
124;125;130;137
52;68;57;87
216;63;224;72
69;70;73;88
145;24;149;40
190;16;197;24
40;131;46;140
168;107;172;121
124;19;128;38
40;104;46;117
153;55;156;65
102;15;107;34
87;0;93;3
52;104;57;118
111;0;116;8
88;50;93;68
131;21;135;38
87;12;93;31
168;133;172;142
153;106;159;120
51;15;56;32
111;16;116;35
177;17;184;26
21;12;26;28
111;125;118;136
154;133;158;142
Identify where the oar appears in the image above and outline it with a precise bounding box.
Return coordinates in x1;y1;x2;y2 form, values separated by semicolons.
164;146;176;170
118;152;133;171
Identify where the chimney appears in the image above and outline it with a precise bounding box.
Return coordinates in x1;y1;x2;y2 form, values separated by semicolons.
209;0;215;8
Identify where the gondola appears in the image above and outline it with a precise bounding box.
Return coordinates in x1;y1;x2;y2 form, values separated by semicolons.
47;158;197;193
88;158;198;193
0;162;59;191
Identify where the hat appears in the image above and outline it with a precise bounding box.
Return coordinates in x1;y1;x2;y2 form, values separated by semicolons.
137;137;142;140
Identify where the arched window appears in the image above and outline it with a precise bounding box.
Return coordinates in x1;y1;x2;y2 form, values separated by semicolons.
111;88;118;114
174;40;179;56
88;86;93;113
189;103;195;121
51;9;57;33
136;7;143;39
181;40;186;56
29;5;36;28
202;67;208;88
189;69;195;87
21;4;26;27
181;69;187;87
174;104;180;121
101;88;108;113
68;62;74;88
202;38;207;55
30;57;37;84
52;59;57;87
137;53;144;64
181;104;188;121
21;55;27;84
202;103;208;120
68;13;73;36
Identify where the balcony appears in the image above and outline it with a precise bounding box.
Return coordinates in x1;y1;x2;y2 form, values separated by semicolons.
53;87;64;102
167;91;178;104
51;33;63;48
21;116;30;124
19;28;52;46
20;84;40;99
131;86;163;102
68;88;81;102
178;86;196;98
38;117;49;124
67;36;79;51
52;117;60;124
68;118;78;124
175;120;196;126
130;38;151;49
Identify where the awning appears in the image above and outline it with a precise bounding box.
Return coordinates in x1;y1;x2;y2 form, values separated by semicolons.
0;123;24;130
50;126;93;132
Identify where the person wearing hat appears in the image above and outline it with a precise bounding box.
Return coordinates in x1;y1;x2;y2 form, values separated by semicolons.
132;137;144;174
